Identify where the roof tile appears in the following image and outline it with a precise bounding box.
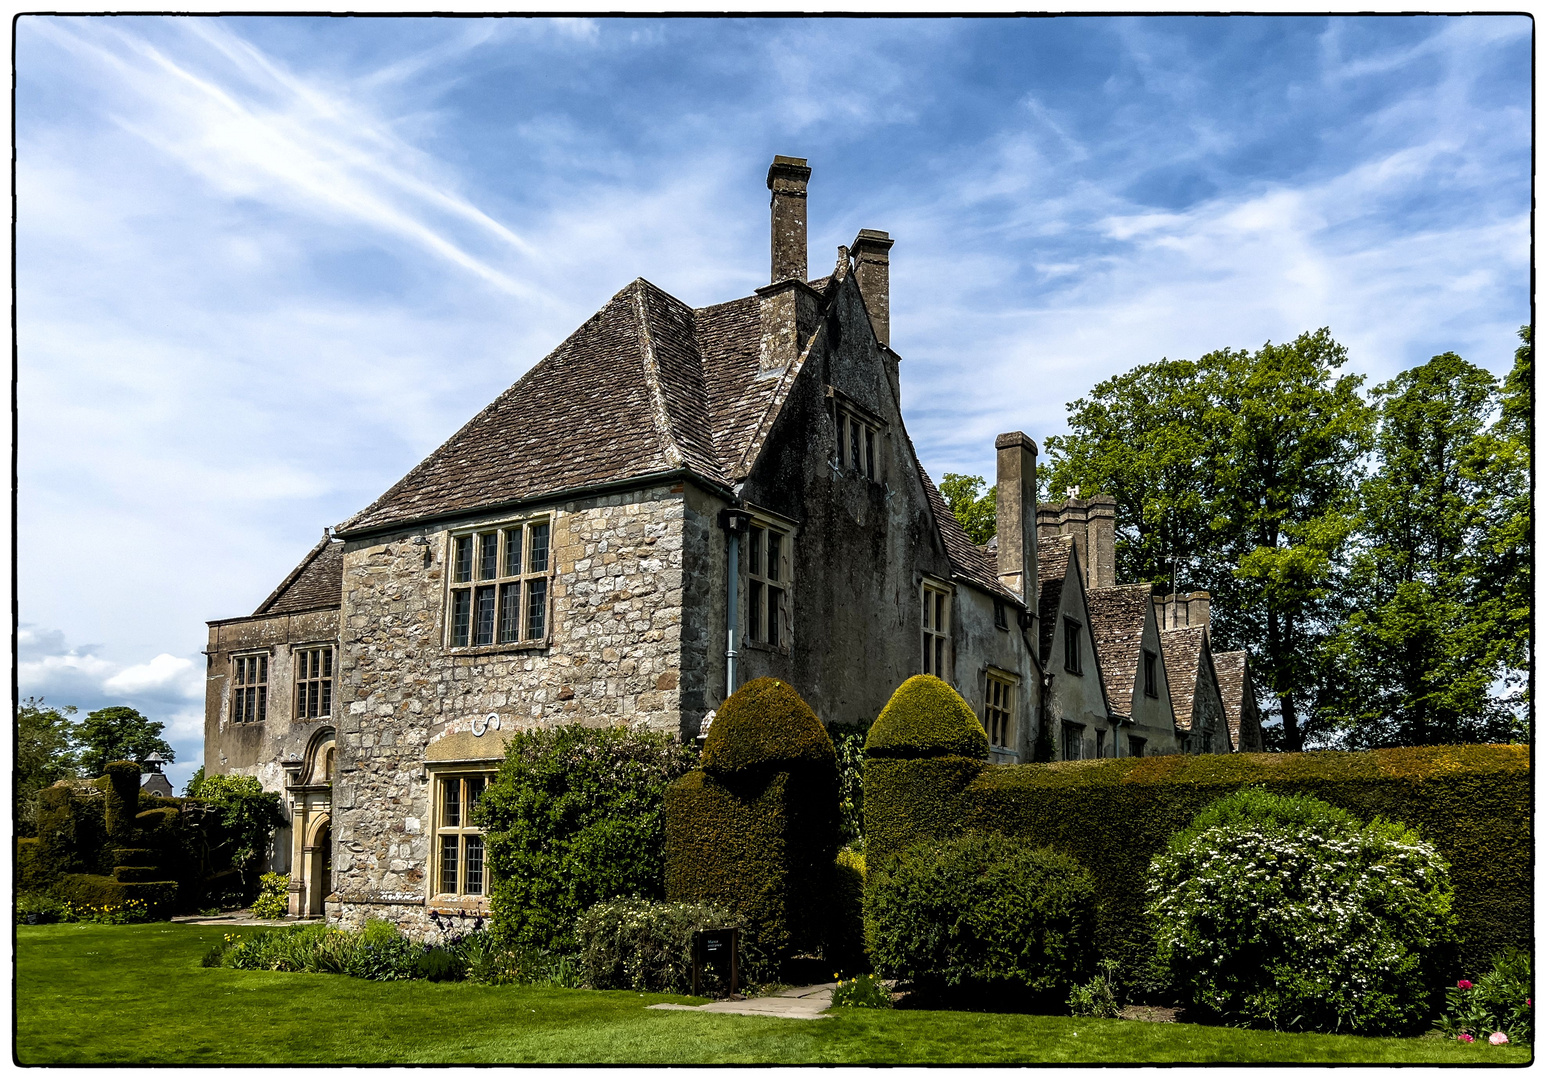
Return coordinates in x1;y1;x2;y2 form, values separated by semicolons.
1087;584;1154;716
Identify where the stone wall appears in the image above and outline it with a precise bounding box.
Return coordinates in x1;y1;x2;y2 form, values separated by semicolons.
330;482;690;932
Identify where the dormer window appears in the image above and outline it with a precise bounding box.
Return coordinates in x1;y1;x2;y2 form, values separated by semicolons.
1143;650;1159;698
1064;618;1082;674
829;392;882;483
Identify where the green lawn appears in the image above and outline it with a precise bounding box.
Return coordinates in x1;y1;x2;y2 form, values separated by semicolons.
15;924;1532;1065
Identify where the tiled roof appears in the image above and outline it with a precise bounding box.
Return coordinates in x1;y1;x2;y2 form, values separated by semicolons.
1037;535;1075;661
1161;624;1207;729
254;536;343;616
1214;650;1252;750
337;278;790;536
919;470;1021;605
1087;584;1155;716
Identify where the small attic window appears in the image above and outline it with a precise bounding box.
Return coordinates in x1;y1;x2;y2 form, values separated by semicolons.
994;599;1008;631
833;404;878;482
1143;650;1159;698
1064;618;1082;674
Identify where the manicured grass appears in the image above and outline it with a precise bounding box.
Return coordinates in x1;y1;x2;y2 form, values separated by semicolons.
15;924;1533;1065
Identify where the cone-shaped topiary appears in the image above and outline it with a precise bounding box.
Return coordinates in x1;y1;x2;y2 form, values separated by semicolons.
865;675;988;760
701;677;836;776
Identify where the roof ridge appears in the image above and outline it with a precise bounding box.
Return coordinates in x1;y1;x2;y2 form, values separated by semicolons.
630;279;687;469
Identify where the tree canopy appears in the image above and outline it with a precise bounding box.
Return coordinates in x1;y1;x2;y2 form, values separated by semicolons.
1043;327;1528;751
938;473;998;545
75;706;175;778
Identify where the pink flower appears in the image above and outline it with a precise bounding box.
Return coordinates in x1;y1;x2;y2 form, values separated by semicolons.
1458;980;1474;990
1457;1034;1474;1043
1490;1032;1509;1046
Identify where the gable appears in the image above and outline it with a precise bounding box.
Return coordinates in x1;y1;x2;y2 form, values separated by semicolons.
1161;624;1208;729
1087;583;1156;717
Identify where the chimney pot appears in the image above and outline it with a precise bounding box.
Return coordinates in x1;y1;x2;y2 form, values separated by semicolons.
767;156;811;284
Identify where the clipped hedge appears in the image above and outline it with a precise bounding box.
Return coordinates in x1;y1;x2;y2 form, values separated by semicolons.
866;744;1529;980
828;848;867;974
665;678;839;976
35;781;107;879
701;678;836;776
865;674;988;760
16;838;47;892
56;873;179;918
103;762;142;843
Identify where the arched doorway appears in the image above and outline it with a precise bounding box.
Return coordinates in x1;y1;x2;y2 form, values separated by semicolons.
306;817;332;916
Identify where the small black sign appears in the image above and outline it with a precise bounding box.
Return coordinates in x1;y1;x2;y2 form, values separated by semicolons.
691;927;740;997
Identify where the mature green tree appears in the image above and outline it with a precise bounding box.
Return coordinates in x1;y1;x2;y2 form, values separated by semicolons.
938;473;998;545
76;706;175;778
1321;341;1530;746
16;697;79;827
1046;330;1373;752
1044;357;1229;594
1209;330;1374;752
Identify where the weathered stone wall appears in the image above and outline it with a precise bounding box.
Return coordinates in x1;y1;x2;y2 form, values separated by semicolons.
1044;565;1114;760
204;606;342;872
953;586;1040;762
330;483;690;932
1126;606;1181;757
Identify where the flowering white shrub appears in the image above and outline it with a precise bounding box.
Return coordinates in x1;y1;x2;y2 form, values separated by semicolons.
1146;789;1456;1035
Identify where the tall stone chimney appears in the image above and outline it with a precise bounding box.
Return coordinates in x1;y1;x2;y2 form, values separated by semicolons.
995;432;1039;609
767;156;811;283
1036;493;1117;590
851;229;894;348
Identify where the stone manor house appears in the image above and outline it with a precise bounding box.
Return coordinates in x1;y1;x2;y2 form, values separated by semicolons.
203;157;1264;926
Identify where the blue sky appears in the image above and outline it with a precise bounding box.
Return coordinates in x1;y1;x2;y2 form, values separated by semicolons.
16;15;1531;790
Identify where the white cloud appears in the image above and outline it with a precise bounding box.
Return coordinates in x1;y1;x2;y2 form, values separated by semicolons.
104;654;199;697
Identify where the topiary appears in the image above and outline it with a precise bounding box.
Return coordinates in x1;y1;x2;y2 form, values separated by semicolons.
701;678;835;776
865;675;987;760
1146;788;1457;1036
867;832;1098;1005
576;897;737;994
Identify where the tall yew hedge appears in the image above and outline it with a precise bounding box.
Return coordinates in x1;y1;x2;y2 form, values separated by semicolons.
866;744;1528;979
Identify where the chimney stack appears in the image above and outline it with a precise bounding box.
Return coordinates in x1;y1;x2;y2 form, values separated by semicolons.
995;432;1039;610
767;156;811;283
1158;591;1211;630
851;229;894;348
1035;493;1117;590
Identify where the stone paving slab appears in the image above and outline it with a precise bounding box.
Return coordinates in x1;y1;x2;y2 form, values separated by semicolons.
170;914;325;927
648;982;837;1020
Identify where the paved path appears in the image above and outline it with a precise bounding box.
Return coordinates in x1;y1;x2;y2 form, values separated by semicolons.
648;982;837;1020
170;914;325;928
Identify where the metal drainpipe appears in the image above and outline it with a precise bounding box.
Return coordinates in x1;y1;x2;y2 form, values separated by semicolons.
717;508;751;698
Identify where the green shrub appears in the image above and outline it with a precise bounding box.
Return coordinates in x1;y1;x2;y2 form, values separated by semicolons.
347;924;423;981
827;848;867;974
864;744;1531;986
829;721;868;848
1147;789;1456;1035
1067;959;1123;1018
1434;949;1533;1044
700;678;836;776
416;946;467;982
111;865;164;884
867;833;1098;1005
186;773;285;897
831;972;892;1009
479;725;698;953
56;873;177;919
35;782;105;879
865;674;988;760
16;838;47;892
15;893;67;924
576;898;737;994
251;873;290;919
665;679;839;977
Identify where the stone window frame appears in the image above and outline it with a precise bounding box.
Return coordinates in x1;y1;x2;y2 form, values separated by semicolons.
1128;735;1147;758
230;651;270;725
983;668;1017;753
744;510;795;653
292;642;335;721
1062;720;1086;761
826;387;884;483
1143;649;1159;698
445;513;554;654
1063;617;1083;674
1096;729;1108;759
920;576;953;680
428;765;497;904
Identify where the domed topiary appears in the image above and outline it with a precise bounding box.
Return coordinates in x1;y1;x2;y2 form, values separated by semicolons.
865;675;988;760
701;678;836;776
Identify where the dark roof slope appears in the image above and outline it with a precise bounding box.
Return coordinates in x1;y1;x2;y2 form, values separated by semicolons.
1161;624;1207;729
1214;650;1252;749
920;470;1020;604
1037;535;1075;661
338;278;776;536
254;536;343;616
1087;584;1154;716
